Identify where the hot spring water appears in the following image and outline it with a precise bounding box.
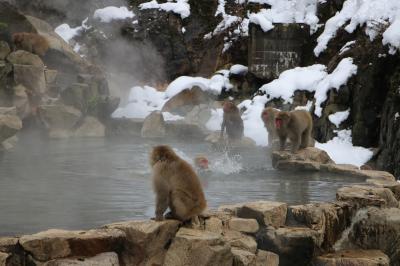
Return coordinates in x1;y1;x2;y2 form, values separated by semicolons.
0;136;364;236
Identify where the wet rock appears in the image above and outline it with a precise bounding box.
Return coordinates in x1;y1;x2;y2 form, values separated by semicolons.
19;228;125;262
348;207;400;264
236;201;287;228
162;86;214;116
6;50;44;67
218;203;244;215
321;164;396;181
105;118;143;137
288;202;353;249
141;111;166;138
366;178;400;201
105;220;180;266
272;147;334;171
255;250;279;266
224;230;257;253
228;218;259;234
184;104;212;130
232;248;256;266
38;104;81;132
73;116;105;138
0;41;11;60
165;121;207;141
313;249;390;266
0;107;17;116
336;185;398;208
1;135;18;151
0;114;22;143
60;83;92;111
42;252;120;266
164;228;233;266
13;64;46;94
256;226;320;266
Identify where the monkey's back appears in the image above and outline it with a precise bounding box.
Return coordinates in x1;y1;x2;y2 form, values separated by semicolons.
288;110;312;133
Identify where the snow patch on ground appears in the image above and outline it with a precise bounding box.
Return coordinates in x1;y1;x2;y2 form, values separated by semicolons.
93;6;135;23
328;109;350;127
139;0;190;19
315;0;400;56
55;18;90;43
230;64;248;75
316;130;373;167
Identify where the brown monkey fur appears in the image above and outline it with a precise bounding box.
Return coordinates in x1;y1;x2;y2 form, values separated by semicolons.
150;145;207;222
12;32;49;57
275;110;313;153
261;107;280;147
194;155;209;170
220;101;244;140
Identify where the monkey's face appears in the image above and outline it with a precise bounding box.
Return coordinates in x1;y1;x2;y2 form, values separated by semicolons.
275;112;290;129
150;145;176;166
261;110;271;123
195;156;209;169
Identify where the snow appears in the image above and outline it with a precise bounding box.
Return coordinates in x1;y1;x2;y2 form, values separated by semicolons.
395;112;400;120
239;97;269;146
248;0;319;33
54;24;82;43
315;0;400;56
139;0;190;19
230;64;248;75
314;58;357;117
339;40;356;55
316;130;373;167
328;109;350;127
294;100;313;111
205;108;224;131
93;6;135;23
259;64;327;103
165;74;232;98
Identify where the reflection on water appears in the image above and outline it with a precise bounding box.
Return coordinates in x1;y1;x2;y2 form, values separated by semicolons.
0;136;364;236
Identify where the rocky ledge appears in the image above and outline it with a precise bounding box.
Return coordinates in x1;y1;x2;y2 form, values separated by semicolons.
1;165;399;266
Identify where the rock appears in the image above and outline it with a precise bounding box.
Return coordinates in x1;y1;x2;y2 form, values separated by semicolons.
13;84;30;119
105;118;143;137
164;228;233;266
45;69;58;84
19;228;125;262
348;207;400;264
0;252;9;265
321;164;396;181
184;104;212;129
165;121;207;141
255;250;279;266
218;203;244;215
256;226;320;266
272;147;334;170
38;104;81;131
313;250;390;266
0;41;10;60
13;64;46;94
336;185;399;208
162;86;214;116
141;111;166;138
228;218;259;234
0;114;22;143
1;135;18;151
42;252;120;266
205;217;224;235
105;220;180;266
0;237;18;253
60;83;94;111
287;202;353;249
366;178;400;200
0;107;17;116
224;230;258;253
73;116;105;138
231;248;256;266
0;60;12;81
0;237;23;266
6;50;44;67
205;132;257;149
236;201;287;227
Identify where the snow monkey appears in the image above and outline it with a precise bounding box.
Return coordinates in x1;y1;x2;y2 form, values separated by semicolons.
261;107;280;147
194;155;209;170
220;101;244;140
150;145;207;222
275;110;313;153
12;32;49;57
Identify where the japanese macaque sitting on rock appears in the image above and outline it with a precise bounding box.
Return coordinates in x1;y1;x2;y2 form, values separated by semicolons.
275;110;314;153
12;32;49;57
149;145;207;222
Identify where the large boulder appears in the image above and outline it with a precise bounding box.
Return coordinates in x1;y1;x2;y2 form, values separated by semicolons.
347;207;400;265
228;218;259;234
19;228;125;262
313;250;390;266
141;111;166;138
73;116;105;138
163;228;233;266
12;84;30;119
104;220;180;266
336;185;399;209
6;50;44;67
162;86;215;116
0;41;11;60
38;104;81;137
236;201;288;228
13;64;46;95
